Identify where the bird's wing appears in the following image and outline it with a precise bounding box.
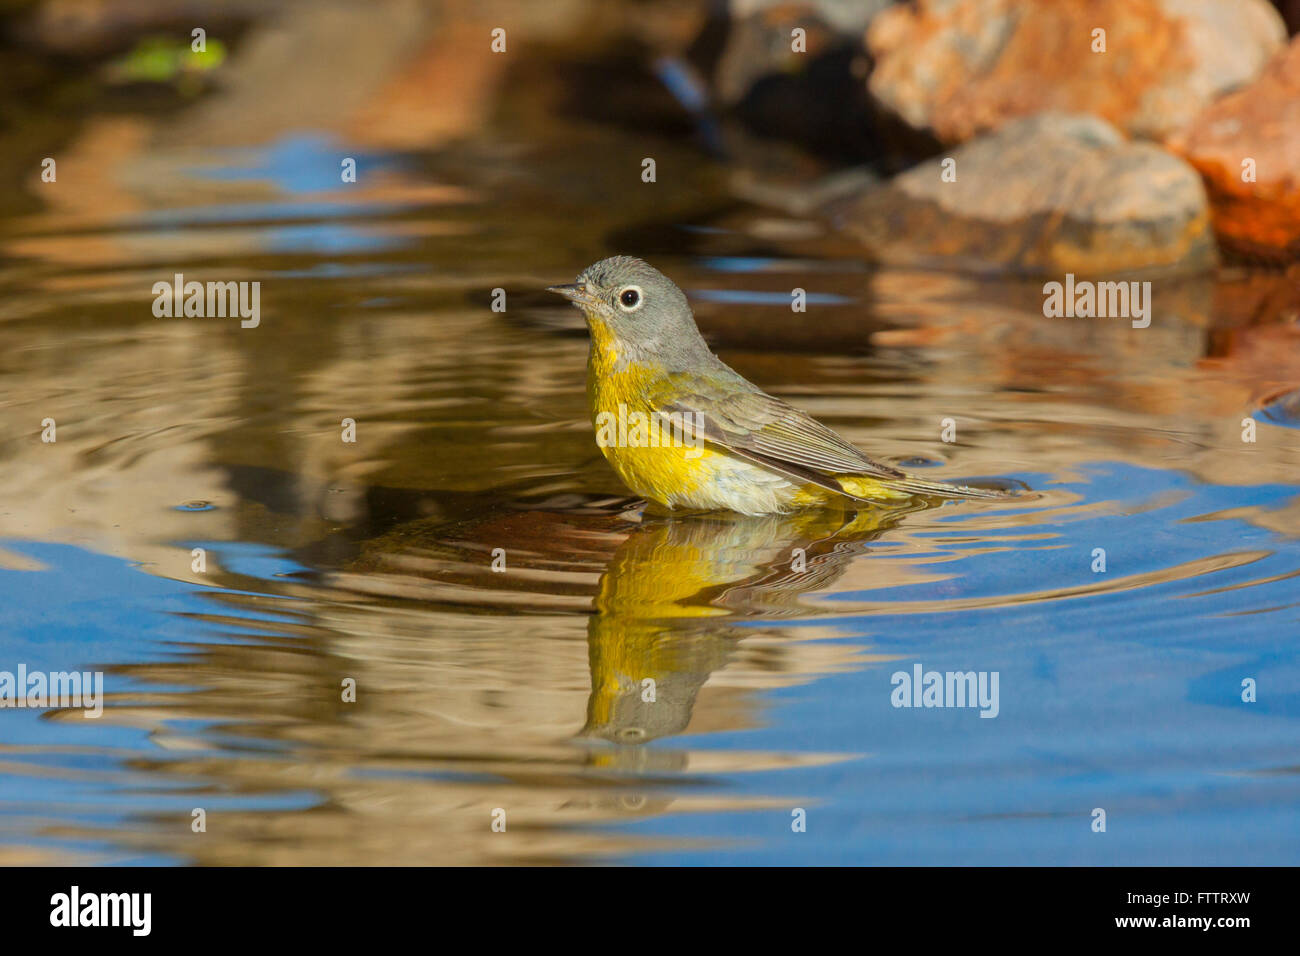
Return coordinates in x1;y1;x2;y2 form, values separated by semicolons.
650;376;1008;502
653;383;907;484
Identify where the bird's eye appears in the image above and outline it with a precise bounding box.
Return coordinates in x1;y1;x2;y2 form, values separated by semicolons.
618;286;643;311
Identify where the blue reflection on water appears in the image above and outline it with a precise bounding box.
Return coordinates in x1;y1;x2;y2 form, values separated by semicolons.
3;461;1297;865
612;464;1300;865
0;542;319;864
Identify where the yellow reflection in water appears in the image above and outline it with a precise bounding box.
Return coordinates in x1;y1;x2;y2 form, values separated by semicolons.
584;504;921;750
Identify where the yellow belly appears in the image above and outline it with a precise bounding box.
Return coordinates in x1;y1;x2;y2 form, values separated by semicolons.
586;342;908;515
597;441;912;514
601;441;804;515
587;355;800;514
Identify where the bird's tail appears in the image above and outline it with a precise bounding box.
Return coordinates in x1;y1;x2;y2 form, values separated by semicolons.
838;472;1010;502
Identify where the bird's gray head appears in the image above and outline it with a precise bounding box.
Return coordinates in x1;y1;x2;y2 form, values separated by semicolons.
548;256;713;367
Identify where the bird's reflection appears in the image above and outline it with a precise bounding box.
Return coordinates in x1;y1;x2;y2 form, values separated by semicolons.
582;503;926;750
52;494;939;860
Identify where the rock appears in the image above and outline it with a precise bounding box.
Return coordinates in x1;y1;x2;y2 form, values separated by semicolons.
13;0;266;56
1171;37;1300;260
712;1;886;160
866;0;1287;145
829;113;1217;276
728;0;896;39
1269;0;1300;34
715;3;849;106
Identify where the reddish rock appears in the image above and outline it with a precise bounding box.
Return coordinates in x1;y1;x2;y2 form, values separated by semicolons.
1172;37;1300;260
866;0;1287;145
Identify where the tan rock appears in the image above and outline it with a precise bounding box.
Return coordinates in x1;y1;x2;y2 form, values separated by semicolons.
831;113;1216;276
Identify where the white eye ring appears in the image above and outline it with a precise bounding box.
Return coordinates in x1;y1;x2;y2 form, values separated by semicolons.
617;285;644;312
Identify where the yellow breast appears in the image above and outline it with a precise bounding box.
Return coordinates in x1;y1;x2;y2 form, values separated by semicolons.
589;378;712;502
586;334;806;513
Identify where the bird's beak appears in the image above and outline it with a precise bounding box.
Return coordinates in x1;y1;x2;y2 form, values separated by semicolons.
547;283;600;308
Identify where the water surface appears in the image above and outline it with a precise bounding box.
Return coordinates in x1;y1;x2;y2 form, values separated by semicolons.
2;41;1299;866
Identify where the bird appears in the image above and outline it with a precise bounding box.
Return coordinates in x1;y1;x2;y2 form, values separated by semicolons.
548;256;1006;516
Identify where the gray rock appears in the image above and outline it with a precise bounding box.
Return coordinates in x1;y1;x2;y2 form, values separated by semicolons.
830;113;1218;276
